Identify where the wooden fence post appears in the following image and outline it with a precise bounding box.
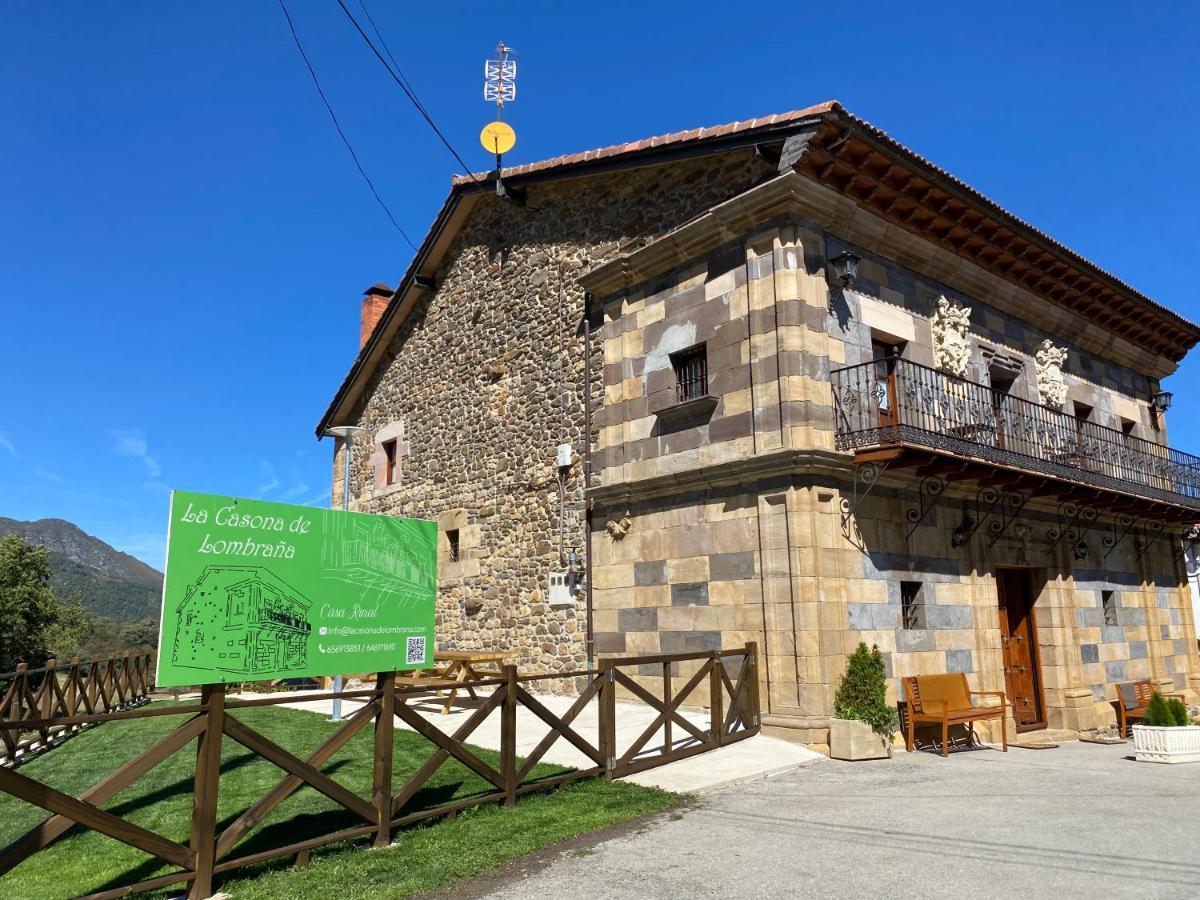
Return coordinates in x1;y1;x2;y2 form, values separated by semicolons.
67;657;80;720
87;658;99;711
745;642;761;733
189;683;225;899
42;659;56;722
13;665;27;724
599;661;616;780
662;661;672;754
372;672;395;847
709;652;723;748
500;664;517;807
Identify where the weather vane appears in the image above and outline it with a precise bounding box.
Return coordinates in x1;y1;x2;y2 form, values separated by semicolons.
480;42;517;167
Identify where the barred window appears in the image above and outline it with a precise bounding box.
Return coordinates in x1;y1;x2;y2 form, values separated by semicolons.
670;344;708;403
901;581;926;630
1102;590;1118;627
446;529;460;563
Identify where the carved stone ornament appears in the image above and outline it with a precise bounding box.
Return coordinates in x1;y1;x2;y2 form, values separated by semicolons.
1035;339;1069;409
606;512;633;540
931;296;972;378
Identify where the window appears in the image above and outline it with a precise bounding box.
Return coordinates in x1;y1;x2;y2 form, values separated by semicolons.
446;529;460;563
1102;590;1119;627
1120;418;1136;438
901;581;926;630
382;438;398;485
1073;402;1094;423
670;344;708;403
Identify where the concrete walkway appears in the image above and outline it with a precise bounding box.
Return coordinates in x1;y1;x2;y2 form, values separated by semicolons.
245;687;821;794
474;741;1200;899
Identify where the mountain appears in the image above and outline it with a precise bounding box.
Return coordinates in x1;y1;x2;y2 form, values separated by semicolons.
0;517;162;621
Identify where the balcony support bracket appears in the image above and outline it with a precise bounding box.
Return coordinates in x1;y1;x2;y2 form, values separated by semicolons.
1102;514;1138;559
1173;524;1200;561
841;458;892;541
1046;500;1098;559
906;473;949;537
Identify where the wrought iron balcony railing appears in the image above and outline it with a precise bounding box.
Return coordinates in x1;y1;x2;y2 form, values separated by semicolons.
831;358;1200;510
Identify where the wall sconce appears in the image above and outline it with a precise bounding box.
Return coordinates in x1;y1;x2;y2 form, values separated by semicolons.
1151;390;1174;414
828;251;860;289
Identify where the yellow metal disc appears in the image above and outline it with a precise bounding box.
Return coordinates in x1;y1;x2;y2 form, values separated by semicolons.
480;120;516;155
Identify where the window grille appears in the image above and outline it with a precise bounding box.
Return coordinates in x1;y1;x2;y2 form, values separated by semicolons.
670;344;708;403
1102;590;1119;627
901;581;926;630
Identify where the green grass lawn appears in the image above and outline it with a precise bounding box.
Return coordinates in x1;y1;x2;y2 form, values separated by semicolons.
0;703;679;899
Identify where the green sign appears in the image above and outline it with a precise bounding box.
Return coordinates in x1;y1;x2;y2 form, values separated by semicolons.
155;490;437;688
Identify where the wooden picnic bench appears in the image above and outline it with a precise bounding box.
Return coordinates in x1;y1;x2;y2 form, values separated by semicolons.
1115;678;1187;737
902;673;1008;757
402;650;514;715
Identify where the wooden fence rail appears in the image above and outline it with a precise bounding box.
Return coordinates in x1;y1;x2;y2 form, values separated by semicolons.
0;643;758;899
0;652;154;764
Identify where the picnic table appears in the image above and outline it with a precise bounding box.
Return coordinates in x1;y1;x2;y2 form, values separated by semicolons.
403;650;514;714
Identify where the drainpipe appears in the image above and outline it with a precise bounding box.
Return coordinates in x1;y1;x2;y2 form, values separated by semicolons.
584;292;595;669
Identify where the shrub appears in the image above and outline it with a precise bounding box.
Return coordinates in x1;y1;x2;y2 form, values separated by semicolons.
1167;697;1190;727
834;642;897;737
1143;691;1190;727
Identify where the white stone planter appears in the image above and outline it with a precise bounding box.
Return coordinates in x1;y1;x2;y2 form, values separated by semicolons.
829;718;892;761
1132;724;1200;764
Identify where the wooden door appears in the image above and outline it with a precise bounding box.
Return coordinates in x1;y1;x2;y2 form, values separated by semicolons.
996;568;1045;731
871;340;899;429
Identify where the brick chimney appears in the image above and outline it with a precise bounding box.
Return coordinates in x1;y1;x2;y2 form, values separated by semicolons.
360;283;392;349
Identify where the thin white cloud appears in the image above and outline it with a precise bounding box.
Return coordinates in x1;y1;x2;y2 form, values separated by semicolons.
0;433;18;460
110;429;161;479
257;460;280;496
32;467;62;484
305;487;332;507
281;481;311;502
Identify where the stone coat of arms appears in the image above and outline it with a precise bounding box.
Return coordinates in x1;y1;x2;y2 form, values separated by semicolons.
1035;339;1069;409
931;296;972;378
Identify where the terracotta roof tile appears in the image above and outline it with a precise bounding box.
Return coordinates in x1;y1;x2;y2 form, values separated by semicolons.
450;101;838;186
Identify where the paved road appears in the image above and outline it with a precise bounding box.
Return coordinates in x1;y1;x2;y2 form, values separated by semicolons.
477;742;1200;899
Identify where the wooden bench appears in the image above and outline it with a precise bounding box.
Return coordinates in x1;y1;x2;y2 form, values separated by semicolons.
1115;679;1187;737
901;673;1008;757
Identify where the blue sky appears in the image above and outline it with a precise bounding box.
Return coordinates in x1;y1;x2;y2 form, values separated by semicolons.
1;1;1198;569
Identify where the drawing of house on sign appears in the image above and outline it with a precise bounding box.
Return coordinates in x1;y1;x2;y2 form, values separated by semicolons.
172;565;312;677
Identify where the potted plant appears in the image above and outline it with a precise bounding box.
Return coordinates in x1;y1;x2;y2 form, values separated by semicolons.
1132;692;1200;764
829;642;897;760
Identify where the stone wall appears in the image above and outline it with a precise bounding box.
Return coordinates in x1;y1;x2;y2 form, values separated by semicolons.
334;150;777;681
588;186;1199;738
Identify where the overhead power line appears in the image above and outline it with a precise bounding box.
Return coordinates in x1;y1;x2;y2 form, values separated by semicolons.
335;0;481;181
277;0;417;250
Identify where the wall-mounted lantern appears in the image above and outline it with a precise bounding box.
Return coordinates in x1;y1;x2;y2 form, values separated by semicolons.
828;251;861;289
1151;390;1174;414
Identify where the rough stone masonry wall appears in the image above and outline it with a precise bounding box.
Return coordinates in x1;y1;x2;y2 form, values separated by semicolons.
333;150;778;682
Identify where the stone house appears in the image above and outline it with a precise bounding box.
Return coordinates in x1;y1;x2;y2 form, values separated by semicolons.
317;101;1200;747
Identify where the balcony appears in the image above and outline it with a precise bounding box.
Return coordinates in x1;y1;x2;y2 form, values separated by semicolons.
830;358;1200;517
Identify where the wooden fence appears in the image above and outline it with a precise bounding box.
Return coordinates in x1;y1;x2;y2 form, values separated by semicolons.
0;643;758;899
0;653;153;764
